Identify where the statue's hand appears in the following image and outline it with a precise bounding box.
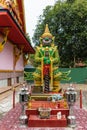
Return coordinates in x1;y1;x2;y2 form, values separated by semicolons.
43;57;48;61
46;59;51;64
43;57;50;64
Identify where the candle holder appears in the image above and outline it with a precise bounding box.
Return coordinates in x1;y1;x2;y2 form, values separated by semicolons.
19;83;29;126
65;84;77;128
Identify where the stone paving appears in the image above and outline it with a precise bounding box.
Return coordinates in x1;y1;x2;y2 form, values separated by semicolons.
0;83;87;130
0;102;87;130
0;90;19;119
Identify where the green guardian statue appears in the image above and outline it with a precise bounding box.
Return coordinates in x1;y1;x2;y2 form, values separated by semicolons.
33;24;70;93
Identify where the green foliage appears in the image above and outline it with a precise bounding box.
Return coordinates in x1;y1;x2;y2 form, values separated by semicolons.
26;33;31;43
32;0;87;67
29;54;37;67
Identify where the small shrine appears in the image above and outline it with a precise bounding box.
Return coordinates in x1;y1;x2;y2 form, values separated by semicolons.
19;24;76;128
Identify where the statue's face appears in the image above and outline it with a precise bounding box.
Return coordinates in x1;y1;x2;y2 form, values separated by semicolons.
42;37;52;46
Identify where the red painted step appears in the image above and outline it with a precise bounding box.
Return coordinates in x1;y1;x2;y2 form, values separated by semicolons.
28;115;67;127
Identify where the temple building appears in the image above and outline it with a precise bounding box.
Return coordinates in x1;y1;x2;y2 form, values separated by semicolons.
0;0;35;87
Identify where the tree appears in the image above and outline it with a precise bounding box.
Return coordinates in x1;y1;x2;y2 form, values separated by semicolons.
66;0;75;3
26;33;31;43
32;0;87;67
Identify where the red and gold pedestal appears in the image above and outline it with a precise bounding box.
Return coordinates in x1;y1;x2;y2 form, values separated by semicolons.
26;100;69;127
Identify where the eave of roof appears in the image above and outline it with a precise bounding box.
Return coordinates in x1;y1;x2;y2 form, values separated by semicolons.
0;9;35;54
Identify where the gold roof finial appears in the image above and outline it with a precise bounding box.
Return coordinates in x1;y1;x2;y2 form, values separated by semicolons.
41;24;53;38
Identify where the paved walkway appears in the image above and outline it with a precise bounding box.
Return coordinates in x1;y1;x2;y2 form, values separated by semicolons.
0;102;87;130
0;83;87;130
0;84;21;119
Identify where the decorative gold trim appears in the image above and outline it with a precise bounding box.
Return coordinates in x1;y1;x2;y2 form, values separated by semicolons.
14;45;24;67
35;81;41;83
53;67;58;70
52;87;60;92
41;24;53;38
0;0;7;7
14;0;18;6
50;59;53;90
35;84;41;86
41;58;43;86
0;28;10;52
33;73;41;78
53;83;60;86
36;46;43;57
23;53;29;66
21;0;26;32
37;67;41;70
53;81;60;84
54;72;62;78
34;81;41;86
0;70;23;72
